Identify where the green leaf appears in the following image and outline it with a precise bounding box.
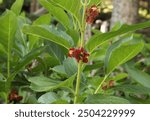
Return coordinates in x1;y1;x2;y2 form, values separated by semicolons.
46;41;67;63
105;42;144;74
52;65;67;76
0;82;5;92
0;73;6;82
86;21;150;53
146;43;150;50
0;10;17;51
85;94;130;104
28;14;52;50
126;66;150;88
38;92;59;104
52;100;68;104
66;29;79;46
0;10;17;79
23;25;73;49
39;0;70;29
33;13;51;25
38;91;71;104
0;92;7;103
127;97;150;104
29;76;61;92
49;0;81;23
11;0;24;15
43;53;60;67
28;74;76;92
84;61;103;71
63;58;78;76
24;95;38;104
0;0;3;4
63;74;76;88
15;16;28;57
112;73;128;81
0;43;7;54
10;46;47;80
114;84;150;95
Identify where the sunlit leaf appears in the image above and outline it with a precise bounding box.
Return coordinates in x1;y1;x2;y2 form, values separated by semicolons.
11;0;24;15
86;21;150;53
23;25;73;49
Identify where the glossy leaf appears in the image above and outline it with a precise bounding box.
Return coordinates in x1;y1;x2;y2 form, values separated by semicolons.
10;46;47;80
33;14;51;25
0;10;17;51
127;97;150;104
49;0;81;22
28;74;76;92
39;0;71;29
114;84;150;95
126;66;150;88
38;92;59;104
66;29;79;46
28;14;51;51
86;21;150;53
52;65;67;76
63;58;78;77
112;73;128;81
84;62;103;71
0;10;17;79
46;41;67;63
23;25;73;49
85;94;130;104
11;0;24;15
15;16;28;57
105;42;144;74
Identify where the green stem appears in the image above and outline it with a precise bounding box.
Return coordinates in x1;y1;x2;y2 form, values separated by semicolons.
74;61;82;104
74;0;87;104
80;0;87;47
94;75;108;94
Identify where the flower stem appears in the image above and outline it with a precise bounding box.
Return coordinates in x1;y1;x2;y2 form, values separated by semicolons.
74;61;82;104
74;0;87;104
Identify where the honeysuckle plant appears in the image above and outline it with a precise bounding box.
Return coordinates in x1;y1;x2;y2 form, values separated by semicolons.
1;0;150;104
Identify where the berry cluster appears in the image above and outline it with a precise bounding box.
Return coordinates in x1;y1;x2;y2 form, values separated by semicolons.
8;90;23;103
86;5;100;24
68;47;89;63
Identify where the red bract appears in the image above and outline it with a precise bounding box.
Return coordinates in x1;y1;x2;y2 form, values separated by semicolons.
8;90;23;103
86;5;99;24
68;47;89;63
